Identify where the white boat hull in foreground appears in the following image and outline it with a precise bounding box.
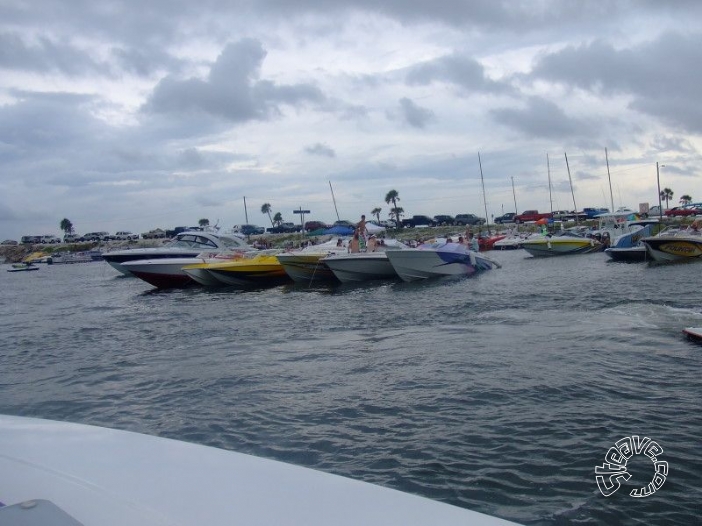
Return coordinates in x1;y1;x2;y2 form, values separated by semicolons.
0;415;519;526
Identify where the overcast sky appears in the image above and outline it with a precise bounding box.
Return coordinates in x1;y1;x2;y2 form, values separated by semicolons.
2;0;701;239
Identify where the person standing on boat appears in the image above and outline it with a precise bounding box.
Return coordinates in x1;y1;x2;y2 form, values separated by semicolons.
467;232;479;252
356;214;369;251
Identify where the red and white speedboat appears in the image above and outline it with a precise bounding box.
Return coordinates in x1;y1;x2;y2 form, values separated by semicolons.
103;230;251;276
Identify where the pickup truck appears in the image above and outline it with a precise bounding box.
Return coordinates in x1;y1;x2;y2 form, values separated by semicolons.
267;222;299;234
401;215;437;228
513;210;553;223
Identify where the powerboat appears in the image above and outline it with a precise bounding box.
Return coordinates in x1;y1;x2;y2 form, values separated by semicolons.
190;252;291;288
103;230;251;276
604;220;662;262
642;226;702;263
122;250;249;289
521;231;602;257
0;414;520;526
7;262;39;273
321;240;409;283
276;239;349;284
385;241;500;282
493;232;544;250
46;252;94;264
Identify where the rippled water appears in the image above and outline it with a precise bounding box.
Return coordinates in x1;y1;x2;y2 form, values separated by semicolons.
1;251;701;525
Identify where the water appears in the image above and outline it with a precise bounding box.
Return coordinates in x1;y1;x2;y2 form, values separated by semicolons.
1;251;700;525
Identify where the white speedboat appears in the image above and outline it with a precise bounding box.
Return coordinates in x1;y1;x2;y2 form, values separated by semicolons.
103;230;250;276
642;227;702;263
385;241;500;282
0;415;520;526
321;240;408;283
604;220;662;262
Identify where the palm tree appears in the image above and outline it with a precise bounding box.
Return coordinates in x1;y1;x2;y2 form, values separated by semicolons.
59;218;74;234
384;190;401;227
391;206;404;224
261;203;274;226
198;218;210;228
371;207;382;223
680;194;692;206
273;212;283;226
660;188;674;209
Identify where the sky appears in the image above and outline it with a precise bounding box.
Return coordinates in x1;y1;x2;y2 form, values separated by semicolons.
1;0;702;240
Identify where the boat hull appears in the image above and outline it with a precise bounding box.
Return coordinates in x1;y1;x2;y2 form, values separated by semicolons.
276;254;338;283
642;236;702;263
604;246;649;262
386;245;498;282
521;238;602;257
323;253;398;283
181;264;225;287
104;249;203;275
122;258;200;288
204;256;291;287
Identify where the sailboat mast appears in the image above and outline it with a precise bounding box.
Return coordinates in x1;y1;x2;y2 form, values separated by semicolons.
477;152;491;235
547;153;553;214
511;176;518;214
605;147;614;212
564;152;578;225
329;180;340;221
243;196;249;224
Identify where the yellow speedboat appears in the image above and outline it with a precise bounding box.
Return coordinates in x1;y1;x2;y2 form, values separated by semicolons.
184;253;290;287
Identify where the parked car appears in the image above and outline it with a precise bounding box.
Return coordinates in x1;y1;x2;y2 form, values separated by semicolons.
81;231;110;242
332;220;356;229
665;205;702;217
304;221;329;231
239;224;265;235
267;222;299;234
40;235;62;244
114;231;139;241
401;215;437;228
141;229;167;239
20;235;41;244
433;215;455;226
494;212;516;224
63;234;80;243
454;214;486;226
513;210;552;223
1;239;18;245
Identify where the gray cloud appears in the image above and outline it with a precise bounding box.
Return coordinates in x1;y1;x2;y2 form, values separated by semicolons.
490;96;592;139
144;39;326;123
395;97;435;129
529;32;702;133
305;143;336;158
405;53;512;94
0;31;108;76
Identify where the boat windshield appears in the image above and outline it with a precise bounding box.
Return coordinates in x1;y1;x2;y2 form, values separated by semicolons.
168;234;219;249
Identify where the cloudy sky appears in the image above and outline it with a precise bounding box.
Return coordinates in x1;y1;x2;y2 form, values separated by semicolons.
2;0;701;239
